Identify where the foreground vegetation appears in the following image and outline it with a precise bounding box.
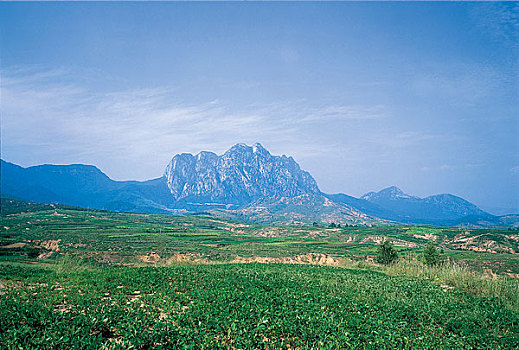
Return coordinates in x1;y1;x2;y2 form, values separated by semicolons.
1;261;519;349
1;198;518;273
1;198;519;348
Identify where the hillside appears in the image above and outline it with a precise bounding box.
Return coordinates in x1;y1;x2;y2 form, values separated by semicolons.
2;144;515;227
211;194;389;226
1;200;518;348
1;198;518;273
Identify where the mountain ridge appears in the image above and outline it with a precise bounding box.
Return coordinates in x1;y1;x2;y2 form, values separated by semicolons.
355;185;491;224
1;144;515;227
163;142;320;205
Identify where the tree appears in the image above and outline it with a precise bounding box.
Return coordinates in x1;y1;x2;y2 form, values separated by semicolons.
375;240;399;265
422;241;441;266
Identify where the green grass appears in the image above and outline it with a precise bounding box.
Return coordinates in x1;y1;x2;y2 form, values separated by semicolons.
1;205;518;271
1;200;519;348
1;262;518;349
375;260;519;312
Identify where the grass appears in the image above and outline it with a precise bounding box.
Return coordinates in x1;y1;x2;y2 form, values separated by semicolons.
55;254;92;275
1;205;518;271
1;262;518;349
374;260;519;312
1;199;519;348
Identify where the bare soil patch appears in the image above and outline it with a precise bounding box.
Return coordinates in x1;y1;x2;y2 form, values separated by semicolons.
233;253;339;266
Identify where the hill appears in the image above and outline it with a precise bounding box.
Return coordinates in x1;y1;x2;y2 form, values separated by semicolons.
2;144;515;227
328;186;517;227
0;200;518;348
211;194;389;226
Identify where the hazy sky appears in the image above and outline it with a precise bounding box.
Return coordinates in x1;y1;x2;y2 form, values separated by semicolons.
1;2;518;214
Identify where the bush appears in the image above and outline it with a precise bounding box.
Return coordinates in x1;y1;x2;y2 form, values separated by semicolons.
375;240;399;265
55;254;89;274
422;241;442;266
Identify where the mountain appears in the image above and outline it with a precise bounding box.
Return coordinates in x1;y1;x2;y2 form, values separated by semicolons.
324;193;396;219
361;186;419;201
328;187;516;227
211;194;389;226
0;143;322;216
1;145;515;227
164;143;320;205
0;159;173;214
349;186;494;225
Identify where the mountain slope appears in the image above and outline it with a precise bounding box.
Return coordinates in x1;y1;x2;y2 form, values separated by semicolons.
211;194;390;226
354;186;494;225
1;160;115;206
164;143;320;205
0;159;173;213
324;193;397;219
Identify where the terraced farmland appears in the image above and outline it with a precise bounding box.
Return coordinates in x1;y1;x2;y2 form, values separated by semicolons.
1;198;519;348
1;198;518;274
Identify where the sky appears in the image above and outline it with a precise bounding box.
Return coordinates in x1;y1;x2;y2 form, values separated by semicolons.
1;2;518;215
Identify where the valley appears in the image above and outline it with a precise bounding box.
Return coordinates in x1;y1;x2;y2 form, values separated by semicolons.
2;145;519;348
1;198;519;348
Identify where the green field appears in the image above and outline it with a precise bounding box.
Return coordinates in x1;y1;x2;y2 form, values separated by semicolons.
1;198;519;348
2;263;519;349
1;198;518;273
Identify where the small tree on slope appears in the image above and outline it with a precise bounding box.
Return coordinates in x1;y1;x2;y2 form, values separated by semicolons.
422;241;442;266
376;240;399;265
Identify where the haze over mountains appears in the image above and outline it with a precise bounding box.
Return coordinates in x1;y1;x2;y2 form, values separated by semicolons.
1;143;516;227
327;186;494;226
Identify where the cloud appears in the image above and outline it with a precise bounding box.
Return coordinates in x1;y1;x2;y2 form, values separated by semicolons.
1;65;393;180
409;62;503;106
419;163;486;174
3;65;487;185
300;105;386;123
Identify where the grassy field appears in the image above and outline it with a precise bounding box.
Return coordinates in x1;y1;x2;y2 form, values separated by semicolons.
2;262;519;349
1;198;518;273
1;198;519;348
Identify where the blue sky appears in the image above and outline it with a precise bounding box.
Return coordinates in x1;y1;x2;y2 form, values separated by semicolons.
1;2;518;214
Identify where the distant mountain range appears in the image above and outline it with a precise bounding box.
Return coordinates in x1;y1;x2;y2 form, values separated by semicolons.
1;143;516;227
327;186;496;226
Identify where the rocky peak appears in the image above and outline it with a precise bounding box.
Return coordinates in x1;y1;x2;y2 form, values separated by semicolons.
379;186;407;198
252;142;267;153
163;143;320;204
196;151;218;161
362;186;417;201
